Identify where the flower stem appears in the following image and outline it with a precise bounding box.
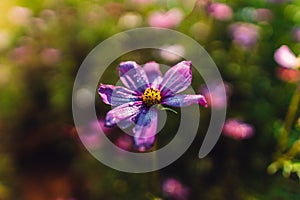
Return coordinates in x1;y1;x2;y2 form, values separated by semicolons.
157;104;178;114
285;139;300;159
149;141;160;197
160;107;178;114
278;85;300;153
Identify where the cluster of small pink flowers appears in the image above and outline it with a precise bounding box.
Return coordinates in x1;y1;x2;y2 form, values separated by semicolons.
148;8;184;28
162;178;189;200
223;119;254;140
200;82;231;109
229;22;260;48
208;3;233;21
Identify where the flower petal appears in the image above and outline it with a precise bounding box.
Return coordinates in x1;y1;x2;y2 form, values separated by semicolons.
274;45;299;69
162;94;207;107
105;101;143;127
133;107;158;150
159;61;192;97
98;83;140;106
143;61;163;85
119;61;149;93
134;135;156;152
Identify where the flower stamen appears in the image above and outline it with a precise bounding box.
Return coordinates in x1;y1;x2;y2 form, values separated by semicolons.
142;88;161;106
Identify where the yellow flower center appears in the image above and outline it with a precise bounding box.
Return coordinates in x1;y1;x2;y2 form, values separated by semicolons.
142;88;161;106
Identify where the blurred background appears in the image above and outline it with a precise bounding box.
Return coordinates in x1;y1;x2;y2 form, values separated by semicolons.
1;0;300;199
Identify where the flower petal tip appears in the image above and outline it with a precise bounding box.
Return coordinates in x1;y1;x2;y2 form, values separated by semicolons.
105;114;120;127
119;61;139;72
119;60;137;65
196;94;208;107
133;136;156;151
98;83;112;105
200;97;208;108
182;60;192;67
145;61;159;64
186;60;192;65
98;83;104;92
104;117;115;127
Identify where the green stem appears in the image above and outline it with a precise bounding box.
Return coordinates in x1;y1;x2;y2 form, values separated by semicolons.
285;139;300;159
156;104;178;114
278;85;300;153
145;192;156;200
152;141;158;171
160;107;178;114
149;141;159;198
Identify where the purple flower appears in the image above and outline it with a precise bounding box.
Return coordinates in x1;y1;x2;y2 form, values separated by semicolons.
208;3;233;21
98;61;207;150
162;178;189;200
229;22;259;48
274;45;300;69
222;119;254;140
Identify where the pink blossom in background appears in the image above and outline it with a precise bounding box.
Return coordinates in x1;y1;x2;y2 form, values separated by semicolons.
8;6;32;26
159;44;185;62
200;82;231;109
208;3;233;21
223;119;254;140
274;45;300;69
130;0;153;4
80;131;102;150
229;22;259;48
93;118;113;135
79;118;113;149
40;48;61;66
148;8;183;28
10;45;34;65
276;67;299;83
162;178;189;200
252;8;273;22
115;134;133;151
